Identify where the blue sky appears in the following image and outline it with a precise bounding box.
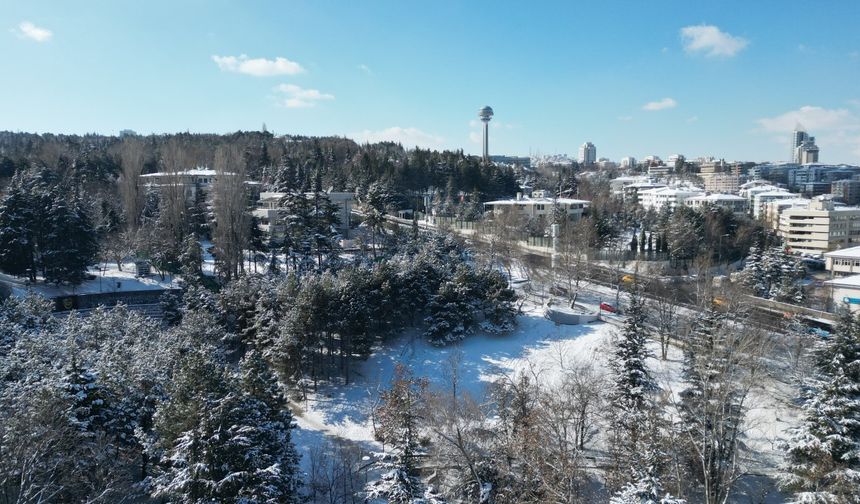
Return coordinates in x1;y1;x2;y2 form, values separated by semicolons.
2;1;860;163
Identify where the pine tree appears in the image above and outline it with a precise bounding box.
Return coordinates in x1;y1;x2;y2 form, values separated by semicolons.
151;350;301;503
42;192;98;285
425;278;473;345
0;174;36;279
779;311;860;503
677;308;746;503
608;292;657;483
367;364;431;503
178;234;203;283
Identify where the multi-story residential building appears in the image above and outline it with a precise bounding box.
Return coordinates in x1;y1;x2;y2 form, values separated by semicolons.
702;172;740;194
684;193;747;215
609;175;654;195
620;156;637;168
638;186;704;212
832;179;860;205
648;165;671;177
483;193;588;220
578;142;596;166
140;167;262;202
763;198;811;230
699;159;727;175
253;191;354;242
823;246;860;276
753;190;800;219
801;182;833;198
622;181;667;203
779;198;860;254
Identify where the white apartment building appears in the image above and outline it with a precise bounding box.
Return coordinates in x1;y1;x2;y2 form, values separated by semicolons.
620;157;637;168
484;193;588;221
609;175;654;195
684;193;747;215
622;181;667;203
638;186;704;212
763;198;811;230
253;191;355;242
751;190;797;219
140;167;262;202
779;198;860;254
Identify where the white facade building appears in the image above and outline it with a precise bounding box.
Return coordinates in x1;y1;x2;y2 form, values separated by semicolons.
638;186;704;212
778;198;860;254
824;246;860;276
253;191;354;241
484;193;589;221
684;193;748;215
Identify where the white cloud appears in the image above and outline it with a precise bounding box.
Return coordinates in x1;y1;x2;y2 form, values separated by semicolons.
272;83;334;108
618;115;633;122
212;54;304;76
358;64;373;75
756;105;859;133
351;127;445;148
469;131;482;144
687;116;699;123
757;106;860;161
13;21;52;42
680;25;748;58
642;98;677;111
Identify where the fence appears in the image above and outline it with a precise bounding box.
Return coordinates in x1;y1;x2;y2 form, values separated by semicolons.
588;250;671;262
53;288;181;312
429;215;479;230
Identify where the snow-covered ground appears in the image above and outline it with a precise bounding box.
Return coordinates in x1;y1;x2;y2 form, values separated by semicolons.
291;298;801;495
0;261;179;298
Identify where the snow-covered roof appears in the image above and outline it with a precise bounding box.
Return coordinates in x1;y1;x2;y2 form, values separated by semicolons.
686;193;745;202
824;274;860;289
638;186;703;196
823;246;860;259
754;191;796;198
625;182;666;189
484;197;590;206
141;168;230;178
739;180;773;189
611;176;653;183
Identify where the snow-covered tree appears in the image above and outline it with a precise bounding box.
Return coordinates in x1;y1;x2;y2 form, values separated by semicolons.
367;364;431;503
779;311;860;503
608;292;658;488
677;308;750;504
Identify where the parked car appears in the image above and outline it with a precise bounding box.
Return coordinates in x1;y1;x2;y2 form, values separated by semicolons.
599;302;617;313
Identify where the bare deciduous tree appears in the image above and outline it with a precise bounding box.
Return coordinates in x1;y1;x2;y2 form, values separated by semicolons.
117;137;146;230
212;144;249;280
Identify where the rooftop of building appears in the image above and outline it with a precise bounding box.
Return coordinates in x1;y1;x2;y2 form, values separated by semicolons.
823;246;860;259
638;186;704;195
484;196;590;206
824;273;860;288
686;193;746;202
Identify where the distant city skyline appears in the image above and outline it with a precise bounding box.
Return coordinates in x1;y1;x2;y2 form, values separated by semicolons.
2;1;860;163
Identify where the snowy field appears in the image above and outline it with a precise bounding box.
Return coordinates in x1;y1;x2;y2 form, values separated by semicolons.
0;261;179;298
291;298;801;499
